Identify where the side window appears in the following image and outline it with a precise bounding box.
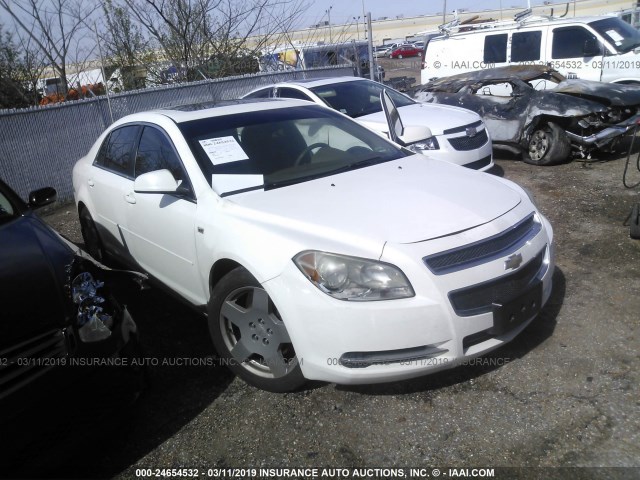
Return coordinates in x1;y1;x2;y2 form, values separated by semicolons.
94;125;140;177
484;34;508;63
511;31;542;61
552;26;601;59
244;88;272;99
135;127;186;182
278;87;313;101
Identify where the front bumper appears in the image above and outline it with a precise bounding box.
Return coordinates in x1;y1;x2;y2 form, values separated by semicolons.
264;204;554;385
418;122;494;172
565;113;640;148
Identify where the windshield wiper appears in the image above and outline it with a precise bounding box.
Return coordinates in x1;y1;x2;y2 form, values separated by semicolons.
327;156;384;175
222;156;387;195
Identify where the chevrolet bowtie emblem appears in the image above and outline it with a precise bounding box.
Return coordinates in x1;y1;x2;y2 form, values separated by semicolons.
504;253;523;270
466;126;477;137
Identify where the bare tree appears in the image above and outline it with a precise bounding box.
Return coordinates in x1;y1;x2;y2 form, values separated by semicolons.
122;0;308;81
101;0;156;90
15;32;48;106
0;0;94;96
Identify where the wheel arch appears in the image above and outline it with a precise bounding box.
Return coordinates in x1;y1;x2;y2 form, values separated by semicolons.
522;114;571;146
77;200;88;215
209;258;243;293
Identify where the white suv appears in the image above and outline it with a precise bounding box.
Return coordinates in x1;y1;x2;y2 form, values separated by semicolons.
243;77;494;171
73;98;553;392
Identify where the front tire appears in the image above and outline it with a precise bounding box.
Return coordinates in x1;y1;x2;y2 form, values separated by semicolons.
79;208;106;262
208;267;305;392
524;122;571;166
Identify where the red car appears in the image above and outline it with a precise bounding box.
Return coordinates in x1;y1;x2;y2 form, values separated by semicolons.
389;45;422;59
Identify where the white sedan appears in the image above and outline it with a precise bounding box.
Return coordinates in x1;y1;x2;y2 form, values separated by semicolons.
243;76;494;171
73;98;553;392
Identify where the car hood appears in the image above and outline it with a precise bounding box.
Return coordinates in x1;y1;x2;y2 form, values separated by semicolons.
357;103;481;136
227;155;522;245
552;79;640;106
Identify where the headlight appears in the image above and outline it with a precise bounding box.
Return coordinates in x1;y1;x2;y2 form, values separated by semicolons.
293;251;415;301
408;136;439;152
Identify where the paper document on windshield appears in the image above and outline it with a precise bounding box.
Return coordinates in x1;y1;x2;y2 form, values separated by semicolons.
199;136;249;165
606;30;624;45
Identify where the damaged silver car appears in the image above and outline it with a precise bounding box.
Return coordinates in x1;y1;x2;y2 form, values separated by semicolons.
412;65;640;165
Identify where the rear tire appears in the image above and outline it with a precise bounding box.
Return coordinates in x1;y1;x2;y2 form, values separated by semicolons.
524;122;571;166
208;267;305;393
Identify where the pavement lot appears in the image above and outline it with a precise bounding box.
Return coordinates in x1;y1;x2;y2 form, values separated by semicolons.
6;148;640;479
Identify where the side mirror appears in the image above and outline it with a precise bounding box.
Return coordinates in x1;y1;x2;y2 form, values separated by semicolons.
380;88;433;147
398;125;434;146
380;88;404;144
583;38;601;57
28;187;57;208
134;169;180;194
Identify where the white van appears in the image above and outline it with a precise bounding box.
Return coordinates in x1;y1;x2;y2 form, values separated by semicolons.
420;12;640;85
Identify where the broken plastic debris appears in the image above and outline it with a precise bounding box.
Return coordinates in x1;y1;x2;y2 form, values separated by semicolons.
78;311;112;342
72;271;112;341
72;272;104;305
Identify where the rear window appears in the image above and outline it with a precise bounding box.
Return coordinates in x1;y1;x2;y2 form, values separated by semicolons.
309;80;414;118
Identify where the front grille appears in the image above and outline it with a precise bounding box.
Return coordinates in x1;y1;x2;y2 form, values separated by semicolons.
448;129;489;151
424;214;540;275
449;248;545;317
463;155;492;170
443;120;483;135
0;329;67;400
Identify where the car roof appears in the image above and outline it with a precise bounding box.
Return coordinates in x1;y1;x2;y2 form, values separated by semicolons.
269;76;369;89
122;98;318;124
422;65;566;92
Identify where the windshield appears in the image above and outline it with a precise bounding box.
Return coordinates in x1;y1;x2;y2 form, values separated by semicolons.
589;17;640;53
310;80;415;118
178;105;407;196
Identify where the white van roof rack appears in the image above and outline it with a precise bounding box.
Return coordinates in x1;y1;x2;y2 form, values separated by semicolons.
438;7;557;36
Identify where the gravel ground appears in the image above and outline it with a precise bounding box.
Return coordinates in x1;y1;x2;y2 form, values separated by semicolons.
19;144;639;480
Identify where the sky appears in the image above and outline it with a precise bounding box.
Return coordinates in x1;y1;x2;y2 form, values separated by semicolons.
296;0;554;27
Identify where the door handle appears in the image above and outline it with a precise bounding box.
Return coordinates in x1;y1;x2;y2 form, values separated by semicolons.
88;179;94;187
124;193;136;204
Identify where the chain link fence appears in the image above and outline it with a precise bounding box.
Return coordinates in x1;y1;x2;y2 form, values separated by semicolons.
0;66;353;203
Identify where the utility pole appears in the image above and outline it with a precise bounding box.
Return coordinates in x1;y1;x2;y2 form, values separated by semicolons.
326;6;333;43
362;0;367;39
366;12;374;80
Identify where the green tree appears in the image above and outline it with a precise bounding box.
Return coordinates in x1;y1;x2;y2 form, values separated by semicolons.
0;26;34;108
